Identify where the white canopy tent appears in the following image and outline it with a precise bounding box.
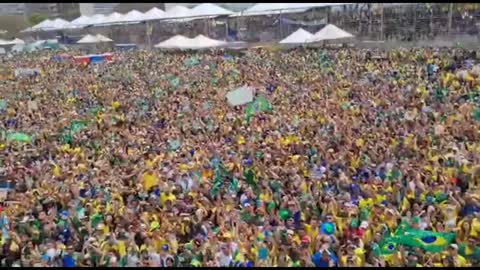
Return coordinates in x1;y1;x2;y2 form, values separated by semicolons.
307;24;354;43
66;15;91;29
154;35;194;49
6;38;24;46
190;3;234;17
89;14;107;25
101;12;124;25
232;3;350;17
117;10;145;24
77;34;100;44
30;19;54;31
279;28;313;44
0;38;25;46
12;38;25;45
143;7;166;21
191;35;226;49
46;18;72;30
95;34;113;42
163;5;194;21
77;34;113;44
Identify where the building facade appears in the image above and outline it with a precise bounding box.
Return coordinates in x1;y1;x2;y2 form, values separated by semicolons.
57;3;81;20
79;3;119;16
0;3;25;16
24;3;60;18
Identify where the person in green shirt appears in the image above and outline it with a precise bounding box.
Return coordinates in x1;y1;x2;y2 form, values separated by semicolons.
459;238;480;263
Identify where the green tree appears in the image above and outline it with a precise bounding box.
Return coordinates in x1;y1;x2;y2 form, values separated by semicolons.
28;13;49;26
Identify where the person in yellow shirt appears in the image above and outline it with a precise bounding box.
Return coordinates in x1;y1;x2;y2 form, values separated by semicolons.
448;244;469;267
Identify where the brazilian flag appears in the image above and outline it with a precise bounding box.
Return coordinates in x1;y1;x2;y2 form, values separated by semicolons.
375;221;455;256
210;159;230;197
243;169;259;193
61;120;88;145
245;96;273;124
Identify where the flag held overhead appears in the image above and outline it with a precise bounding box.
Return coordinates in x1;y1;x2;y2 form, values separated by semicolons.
227;86;254;106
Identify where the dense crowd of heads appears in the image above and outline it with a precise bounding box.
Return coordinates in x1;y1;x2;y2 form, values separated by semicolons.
0;47;479;267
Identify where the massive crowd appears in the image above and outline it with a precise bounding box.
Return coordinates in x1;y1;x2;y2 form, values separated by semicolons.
0;46;479;267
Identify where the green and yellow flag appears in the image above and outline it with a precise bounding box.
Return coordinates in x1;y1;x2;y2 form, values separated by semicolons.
375;221;456;256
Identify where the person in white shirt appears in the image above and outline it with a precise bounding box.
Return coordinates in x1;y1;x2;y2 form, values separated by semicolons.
147;250;161;267
215;244;232;267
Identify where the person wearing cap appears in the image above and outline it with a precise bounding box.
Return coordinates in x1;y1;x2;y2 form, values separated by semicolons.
61;245;76;267
448;244;469;267
159;244;174;267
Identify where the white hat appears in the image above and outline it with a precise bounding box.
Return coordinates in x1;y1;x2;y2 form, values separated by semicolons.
360;221;369;229
449;244;458;250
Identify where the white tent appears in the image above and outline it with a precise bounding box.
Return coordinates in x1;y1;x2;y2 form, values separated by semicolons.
31;19;54;30
77;34;100;44
89;14;107;25
190;3;234;17
233;3;349;17
67;15;91;29
0;38;25;46
307;24;354;43
191;35;225;49
155;35;225;50
163;5;194;20
46;18;72;30
102;12;124;25
154;35;194;49
95;34;113;42
118;10;145;23
11;38;25;45
279;28;313;44
144;7;166;21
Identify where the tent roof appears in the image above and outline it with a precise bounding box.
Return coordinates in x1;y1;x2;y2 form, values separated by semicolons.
190;3;234;17
26;18;71;31
31;19;53;30
308;24;354;42
68;15;91;28
77;34;100;44
119;10;145;23
191;34;225;49
102;12;124;25
96;34;113;42
235;3;350;16
163;5;193;19
12;38;25;45
154;35;193;49
48;18;71;30
89;14;107;25
144;7;166;20
0;38;25;46
279;28;313;44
